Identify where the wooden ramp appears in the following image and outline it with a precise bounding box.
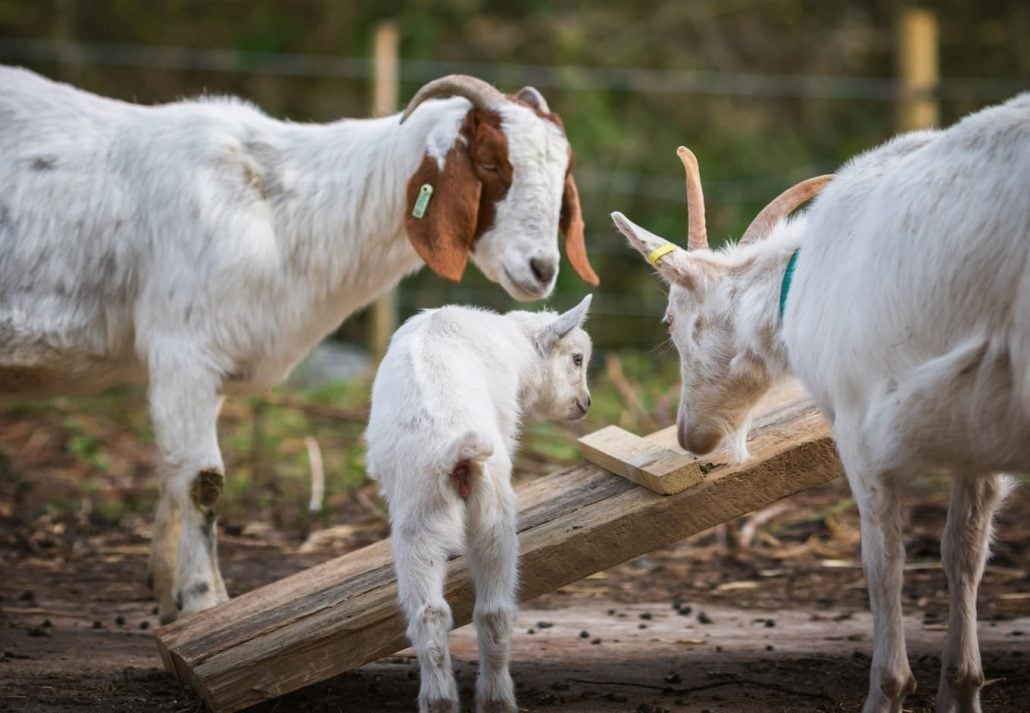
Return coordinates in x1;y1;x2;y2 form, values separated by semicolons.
155;382;841;712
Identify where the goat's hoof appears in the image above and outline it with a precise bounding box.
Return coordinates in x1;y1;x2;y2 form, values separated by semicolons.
475;699;517;713
422;698;459;713
175;581;225;617
936;666;983;713
863;670;917;713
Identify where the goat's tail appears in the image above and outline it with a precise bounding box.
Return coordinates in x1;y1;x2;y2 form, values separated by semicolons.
440;431;494;499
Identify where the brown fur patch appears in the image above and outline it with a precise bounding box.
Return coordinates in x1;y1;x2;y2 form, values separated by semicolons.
190;468;224;524
404;108;514;282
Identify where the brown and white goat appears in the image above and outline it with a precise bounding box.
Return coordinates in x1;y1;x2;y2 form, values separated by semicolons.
0;68;598;623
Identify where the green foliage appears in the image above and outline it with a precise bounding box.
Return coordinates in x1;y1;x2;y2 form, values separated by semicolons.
66;432;108;470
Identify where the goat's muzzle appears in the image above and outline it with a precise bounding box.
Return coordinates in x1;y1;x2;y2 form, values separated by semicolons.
677;419;720;456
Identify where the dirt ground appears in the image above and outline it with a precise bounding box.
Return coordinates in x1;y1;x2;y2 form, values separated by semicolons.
2;471;1028;713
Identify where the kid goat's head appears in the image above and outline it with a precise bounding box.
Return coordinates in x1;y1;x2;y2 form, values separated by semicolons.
401;75;599;300
612;147;829;459
513;294;593;422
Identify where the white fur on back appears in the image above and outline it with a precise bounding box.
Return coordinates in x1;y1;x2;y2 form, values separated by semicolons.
787;93;1030;432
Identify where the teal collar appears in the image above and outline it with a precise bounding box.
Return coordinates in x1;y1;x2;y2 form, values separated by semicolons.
779;249;800;320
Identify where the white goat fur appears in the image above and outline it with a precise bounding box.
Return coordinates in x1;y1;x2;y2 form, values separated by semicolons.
366;297;592;713
614;93;1029;713
0;66;577;622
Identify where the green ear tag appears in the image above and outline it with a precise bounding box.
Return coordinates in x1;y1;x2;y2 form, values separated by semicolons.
412;183;434;219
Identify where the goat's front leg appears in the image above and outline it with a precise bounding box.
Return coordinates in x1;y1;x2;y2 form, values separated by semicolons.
839;434;916;713
466;464;519;713
393;512;463;713
147;362;228;623
936;473;1011;713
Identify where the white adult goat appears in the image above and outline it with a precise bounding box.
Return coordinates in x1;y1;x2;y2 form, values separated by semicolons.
0;66;598;623
366;296;593;713
612;93;1029;713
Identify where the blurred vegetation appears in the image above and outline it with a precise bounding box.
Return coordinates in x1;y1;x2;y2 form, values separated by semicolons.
1;0;1026;349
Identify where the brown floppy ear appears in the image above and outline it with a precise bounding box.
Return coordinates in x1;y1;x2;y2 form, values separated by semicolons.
560;168;600;286
404;148;482;283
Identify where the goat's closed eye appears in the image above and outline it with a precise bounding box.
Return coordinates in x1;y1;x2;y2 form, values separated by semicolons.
573;353;583;367
478;161;498;172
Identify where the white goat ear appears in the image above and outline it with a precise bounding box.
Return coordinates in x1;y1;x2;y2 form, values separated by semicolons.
537;294;592;352
611;211;709;292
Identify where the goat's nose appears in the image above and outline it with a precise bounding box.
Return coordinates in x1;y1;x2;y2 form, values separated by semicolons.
529;256;557;284
586;395;592;408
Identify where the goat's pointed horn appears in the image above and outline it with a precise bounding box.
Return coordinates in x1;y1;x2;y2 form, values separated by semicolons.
677;146;709;251
400;75;506;123
738;175;833;245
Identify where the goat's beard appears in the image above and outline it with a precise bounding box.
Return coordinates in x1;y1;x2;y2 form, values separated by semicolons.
723;416;753;463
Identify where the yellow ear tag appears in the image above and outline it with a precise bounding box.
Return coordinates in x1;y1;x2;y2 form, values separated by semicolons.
412;183;434;219
647;243;677;265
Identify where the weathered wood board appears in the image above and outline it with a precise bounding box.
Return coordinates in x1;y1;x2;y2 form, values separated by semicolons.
578;425;703;494
578;380;817;494
155;381;840;712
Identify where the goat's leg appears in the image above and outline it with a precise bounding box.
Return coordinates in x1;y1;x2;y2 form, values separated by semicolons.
936;473;1011;713
148;363;228;623
393;516;462;713
466;466;518;713
839;436;916;713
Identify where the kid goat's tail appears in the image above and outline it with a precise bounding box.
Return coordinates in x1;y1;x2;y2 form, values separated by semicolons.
440;431;494;499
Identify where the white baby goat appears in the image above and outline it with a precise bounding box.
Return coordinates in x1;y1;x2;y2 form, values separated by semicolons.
0;67;598;623
613;93;1029;713
366;296;593;713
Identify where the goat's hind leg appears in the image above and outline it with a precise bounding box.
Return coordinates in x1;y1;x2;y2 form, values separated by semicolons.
466;459;519;713
936;473;1012;713
393;513;463;713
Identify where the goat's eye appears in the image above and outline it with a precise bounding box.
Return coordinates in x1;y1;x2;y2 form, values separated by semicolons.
573;353;583;367
478;161;498;172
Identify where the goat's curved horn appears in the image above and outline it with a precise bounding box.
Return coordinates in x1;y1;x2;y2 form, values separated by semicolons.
400;75;506;123
738;175;833;245
677;146;709;251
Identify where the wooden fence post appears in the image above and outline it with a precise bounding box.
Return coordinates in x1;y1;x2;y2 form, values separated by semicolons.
897;8;939;131
369;21;400;362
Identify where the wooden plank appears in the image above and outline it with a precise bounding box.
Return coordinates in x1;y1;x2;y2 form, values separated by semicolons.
578;425;702;494
155;382;840;711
